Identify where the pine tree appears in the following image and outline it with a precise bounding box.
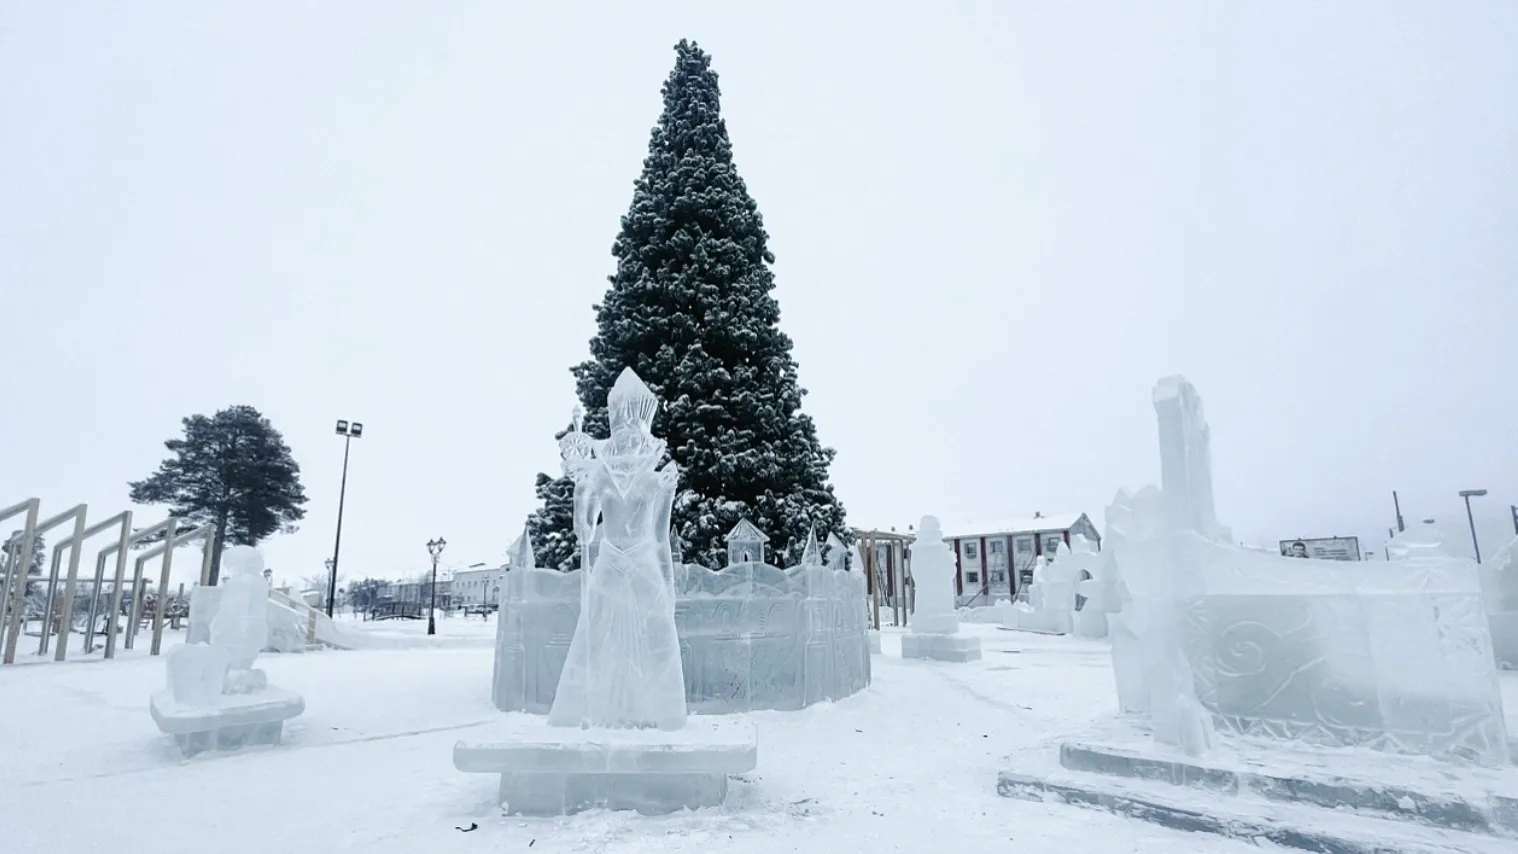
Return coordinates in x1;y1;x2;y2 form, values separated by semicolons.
530;40;848;569
128;405;308;584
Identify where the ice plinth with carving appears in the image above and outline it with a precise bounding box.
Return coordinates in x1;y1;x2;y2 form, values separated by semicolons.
455;368;757;815
149;545;305;757
901;516;981;662
997;375;1515;850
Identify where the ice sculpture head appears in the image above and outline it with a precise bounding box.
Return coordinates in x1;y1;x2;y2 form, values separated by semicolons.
608;368;658;435
221;545;264;579
918;515;944;542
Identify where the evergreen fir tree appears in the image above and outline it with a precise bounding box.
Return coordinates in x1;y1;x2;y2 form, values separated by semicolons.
530;39;848;569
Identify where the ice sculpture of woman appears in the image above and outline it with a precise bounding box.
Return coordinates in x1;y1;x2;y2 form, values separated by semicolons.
547;368;687;731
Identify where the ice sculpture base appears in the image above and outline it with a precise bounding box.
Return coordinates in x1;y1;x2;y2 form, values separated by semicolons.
997;715;1518;852
868;629;881;654
149;687;305;758
901;631;981;662
453;714;758;816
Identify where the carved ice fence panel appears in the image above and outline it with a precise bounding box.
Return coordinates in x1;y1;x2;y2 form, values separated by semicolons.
492;562;871;714
1172;534;1509;766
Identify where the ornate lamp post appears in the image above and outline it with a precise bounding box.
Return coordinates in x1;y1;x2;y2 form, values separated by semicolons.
426;537;446;635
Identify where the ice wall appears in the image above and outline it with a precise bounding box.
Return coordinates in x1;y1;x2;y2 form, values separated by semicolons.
493;561;871;715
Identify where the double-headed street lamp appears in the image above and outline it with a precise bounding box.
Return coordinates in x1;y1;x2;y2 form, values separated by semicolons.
427;537;447;636
328;419;364;617
1459;489;1488;564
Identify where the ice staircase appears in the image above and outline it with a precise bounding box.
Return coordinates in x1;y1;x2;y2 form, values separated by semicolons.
998;718;1518;854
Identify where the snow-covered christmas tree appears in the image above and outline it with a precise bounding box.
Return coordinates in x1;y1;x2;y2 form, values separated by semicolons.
527;421;579;570
527;39;848;569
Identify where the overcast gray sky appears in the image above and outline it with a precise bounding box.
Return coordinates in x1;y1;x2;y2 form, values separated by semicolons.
2;2;1515;587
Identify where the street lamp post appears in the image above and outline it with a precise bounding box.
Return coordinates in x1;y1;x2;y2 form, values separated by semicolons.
324;558;335;612
1459;489;1488;564
426;537;446;636
328;420;364;617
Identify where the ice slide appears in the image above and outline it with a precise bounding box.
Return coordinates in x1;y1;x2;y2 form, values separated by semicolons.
192;586;462;651
265;591;410;651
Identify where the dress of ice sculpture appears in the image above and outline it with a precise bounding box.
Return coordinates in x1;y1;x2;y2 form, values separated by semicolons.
547;368;687;731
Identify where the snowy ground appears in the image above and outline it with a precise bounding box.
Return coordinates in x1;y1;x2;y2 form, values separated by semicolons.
3;622;1516;854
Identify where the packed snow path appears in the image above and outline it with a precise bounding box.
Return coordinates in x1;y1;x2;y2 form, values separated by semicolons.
6;624;1513;853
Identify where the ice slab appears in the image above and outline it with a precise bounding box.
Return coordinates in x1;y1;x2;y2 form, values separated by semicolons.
997;769;1516;854
901;631;981;662
997;714;1518;851
868;629;881;654
149;687;304;757
453;713;757;815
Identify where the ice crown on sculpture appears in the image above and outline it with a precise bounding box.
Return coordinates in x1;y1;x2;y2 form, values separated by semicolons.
609;367;659;431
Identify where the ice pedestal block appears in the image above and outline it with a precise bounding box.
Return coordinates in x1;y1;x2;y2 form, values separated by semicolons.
453;714;757;816
149;687;304;758
868;629;881;654
901;631;981;662
997;716;1518;852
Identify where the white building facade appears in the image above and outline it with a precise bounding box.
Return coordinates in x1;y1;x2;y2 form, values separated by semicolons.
451;566;504;607
945;512;1101;606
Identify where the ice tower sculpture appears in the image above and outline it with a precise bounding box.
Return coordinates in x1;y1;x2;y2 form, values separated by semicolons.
455;368;757;815
901;516;981;662
149;546;305;757
1152;376;1221;541
726;518;768;566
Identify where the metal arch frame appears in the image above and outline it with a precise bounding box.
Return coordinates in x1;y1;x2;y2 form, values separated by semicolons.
105;517;178;659
43;510;135;661
0;499;42;665
1;502;86;665
128;522;216;656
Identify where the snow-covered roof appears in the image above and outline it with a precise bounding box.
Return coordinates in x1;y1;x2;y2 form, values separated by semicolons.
943;512;1089;539
725;518;770;543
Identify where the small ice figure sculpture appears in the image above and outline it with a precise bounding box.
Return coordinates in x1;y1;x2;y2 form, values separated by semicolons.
910;517;959;634
547;368;688;731
211;545;272;693
153;545;304;756
902;516;981;662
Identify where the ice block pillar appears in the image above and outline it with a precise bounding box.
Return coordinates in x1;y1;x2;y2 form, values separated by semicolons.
1152;376;1219;540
